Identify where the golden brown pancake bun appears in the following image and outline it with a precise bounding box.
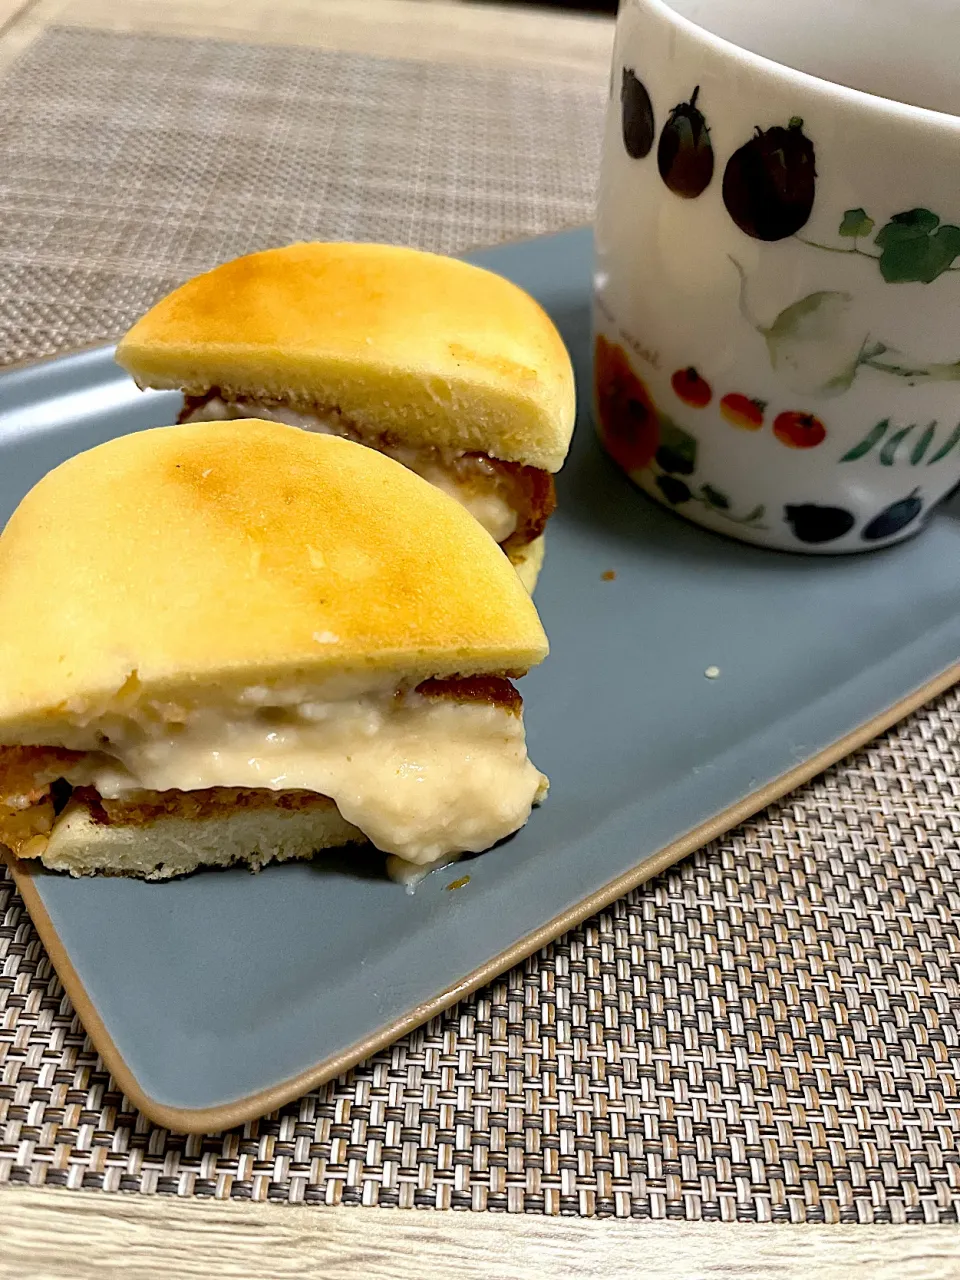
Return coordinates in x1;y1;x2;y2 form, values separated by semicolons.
116;242;576;472
0;420;548;735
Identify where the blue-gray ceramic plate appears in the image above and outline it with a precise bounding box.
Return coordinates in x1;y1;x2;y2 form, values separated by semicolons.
3;228;959;1132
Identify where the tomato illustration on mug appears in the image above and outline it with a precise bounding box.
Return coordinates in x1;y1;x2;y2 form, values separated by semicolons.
719;393;765;431
772;411;827;449
669;371;826;448
670;367;712;407
594;336;661;473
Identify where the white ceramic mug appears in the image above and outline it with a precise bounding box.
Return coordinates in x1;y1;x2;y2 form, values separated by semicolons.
594;0;960;551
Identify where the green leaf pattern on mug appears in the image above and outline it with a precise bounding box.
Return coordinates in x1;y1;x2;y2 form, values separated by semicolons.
841;417;960;465
879;425;914;465
874;210;960;283
648;422;767;528
838;208;874;239
839;419;888;461
801;207;960;283
701;483;730;510
910;423;937;464
697;484;766;526
655;415;698;475
927;421;960;464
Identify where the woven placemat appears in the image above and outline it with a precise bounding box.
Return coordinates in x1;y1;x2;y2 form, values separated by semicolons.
0;27;602;365
1;26;960;1224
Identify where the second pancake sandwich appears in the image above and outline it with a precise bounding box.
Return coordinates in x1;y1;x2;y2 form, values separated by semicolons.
116;242;576;591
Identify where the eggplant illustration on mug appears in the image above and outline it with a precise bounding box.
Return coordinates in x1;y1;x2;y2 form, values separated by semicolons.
861;490;924;540
657;86;714;198
783;492;925;546
784;504;856;544
621;69;655;159
722;118;816;241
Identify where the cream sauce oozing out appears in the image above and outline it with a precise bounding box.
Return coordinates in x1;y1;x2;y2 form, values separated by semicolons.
54;692;545;866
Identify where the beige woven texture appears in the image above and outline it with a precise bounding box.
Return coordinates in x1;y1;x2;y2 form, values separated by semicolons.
1;27;960;1223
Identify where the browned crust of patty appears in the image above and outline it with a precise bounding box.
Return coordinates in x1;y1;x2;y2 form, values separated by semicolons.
495;461;555;550
179;391;555;548
0;744;86;790
0;783;340;853
72;785;339;827
415;675;521;714
0;746;87;855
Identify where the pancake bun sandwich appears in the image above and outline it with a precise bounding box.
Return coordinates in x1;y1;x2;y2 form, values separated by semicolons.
0;420;549;885
116;242;576;592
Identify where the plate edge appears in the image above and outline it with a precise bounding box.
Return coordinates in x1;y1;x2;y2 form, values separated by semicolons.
7;659;959;1134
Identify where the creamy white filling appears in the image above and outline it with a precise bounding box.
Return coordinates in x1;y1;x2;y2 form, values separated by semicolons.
385;851;463;895
51;690;546;866
384;445;519;545
184;396;519;544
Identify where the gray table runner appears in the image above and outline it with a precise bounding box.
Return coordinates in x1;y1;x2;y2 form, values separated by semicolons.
1;27;959;1223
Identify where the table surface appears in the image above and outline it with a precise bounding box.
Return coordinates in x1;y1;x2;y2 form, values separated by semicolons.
0;0;959;1274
